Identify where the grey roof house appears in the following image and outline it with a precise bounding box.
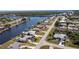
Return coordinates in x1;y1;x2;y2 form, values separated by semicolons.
54;33;68;41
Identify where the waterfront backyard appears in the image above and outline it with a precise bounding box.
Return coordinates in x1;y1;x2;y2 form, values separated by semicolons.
0;16;52;49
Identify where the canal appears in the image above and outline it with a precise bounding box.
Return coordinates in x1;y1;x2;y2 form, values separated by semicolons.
0;17;48;44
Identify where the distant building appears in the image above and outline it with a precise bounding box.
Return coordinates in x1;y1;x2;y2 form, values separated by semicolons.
58;16;79;31
67;11;74;16
59;16;67;29
68;24;78;31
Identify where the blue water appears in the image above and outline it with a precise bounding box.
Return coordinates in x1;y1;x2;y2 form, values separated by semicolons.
0;17;47;44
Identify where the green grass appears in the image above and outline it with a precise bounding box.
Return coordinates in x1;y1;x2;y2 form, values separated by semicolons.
53;28;79;48
47;39;59;44
34;37;40;43
37;31;45;35
20;41;36;47
64;40;79;48
43;28;48;31
0;18;13;22
52;28;79;48
40;45;49;49
46;27;58;44
54;47;62;49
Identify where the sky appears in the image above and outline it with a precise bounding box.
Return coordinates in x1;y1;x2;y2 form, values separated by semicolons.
0;0;79;10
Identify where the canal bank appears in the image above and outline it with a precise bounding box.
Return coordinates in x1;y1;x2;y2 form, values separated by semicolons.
0;17;28;34
0;17;48;45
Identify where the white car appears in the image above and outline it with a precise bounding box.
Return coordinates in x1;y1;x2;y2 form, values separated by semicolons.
59;41;64;47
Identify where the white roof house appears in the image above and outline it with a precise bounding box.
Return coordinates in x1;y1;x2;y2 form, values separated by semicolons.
59;17;67;25
18;35;34;42
54;33;67;41
44;19;49;23
68;24;78;30
59;23;67;29
59;19;66;23
22;31;28;35
28;31;36;35
0;26;4;29
33;28;39;30
59;17;68;29
22;31;36;36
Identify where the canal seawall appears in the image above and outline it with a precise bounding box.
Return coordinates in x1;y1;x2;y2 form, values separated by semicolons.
0;17;48;44
0;17;28;34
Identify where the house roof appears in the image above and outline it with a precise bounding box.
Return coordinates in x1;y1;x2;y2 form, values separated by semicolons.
23;31;36;35
44;20;49;23
0;27;4;28
28;31;36;35
59;19;66;23
54;33;67;39
33;28;40;30
19;35;33;41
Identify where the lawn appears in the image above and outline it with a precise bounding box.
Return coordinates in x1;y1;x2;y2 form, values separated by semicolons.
43;28;48;31
37;31;45;35
40;45;49;49
34;37;40;43
47;39;59;44
46;28;58;44
64;31;79;48
47;28;79;48
64;41;79;48
20;41;36;47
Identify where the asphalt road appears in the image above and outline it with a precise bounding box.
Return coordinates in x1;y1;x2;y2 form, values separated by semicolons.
35;16;75;49
45;42;75;49
35;16;59;49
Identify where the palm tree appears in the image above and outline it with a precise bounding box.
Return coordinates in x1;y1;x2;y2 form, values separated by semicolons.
66;19;69;30
65;15;70;30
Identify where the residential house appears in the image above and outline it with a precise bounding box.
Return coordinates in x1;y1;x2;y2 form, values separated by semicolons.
23;31;36;36
59;17;67;29
18;35;34;43
54;33;68;41
68;24;78;31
